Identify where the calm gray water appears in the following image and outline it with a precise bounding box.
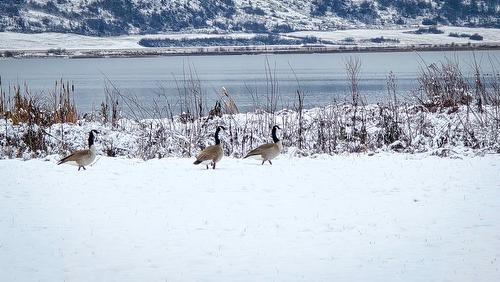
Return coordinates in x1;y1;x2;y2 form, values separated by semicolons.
0;50;498;116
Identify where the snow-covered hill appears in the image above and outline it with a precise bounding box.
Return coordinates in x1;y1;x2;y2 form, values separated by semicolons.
1;153;499;281
0;0;498;36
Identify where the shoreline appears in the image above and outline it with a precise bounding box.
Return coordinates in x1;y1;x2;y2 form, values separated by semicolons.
3;42;500;59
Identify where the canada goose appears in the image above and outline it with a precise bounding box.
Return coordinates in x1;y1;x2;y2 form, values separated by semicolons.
57;130;98;171
193;126;226;169
244;125;282;165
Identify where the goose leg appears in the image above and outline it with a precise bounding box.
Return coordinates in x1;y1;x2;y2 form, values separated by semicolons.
212;162;216;169
268;160;272;165
261;160;265;165
206;164;209;170
82;166;86;170
78;166;81;171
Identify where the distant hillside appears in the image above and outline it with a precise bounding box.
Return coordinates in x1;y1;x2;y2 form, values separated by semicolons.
0;0;498;36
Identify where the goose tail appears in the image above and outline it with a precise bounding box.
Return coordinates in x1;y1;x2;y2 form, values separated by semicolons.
57;154;72;165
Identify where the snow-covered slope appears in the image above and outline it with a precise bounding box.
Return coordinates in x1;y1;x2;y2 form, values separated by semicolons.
0;0;498;36
1;154;499;281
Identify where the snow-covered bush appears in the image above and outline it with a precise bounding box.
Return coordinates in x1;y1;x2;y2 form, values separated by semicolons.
416;60;471;109
1;102;499;160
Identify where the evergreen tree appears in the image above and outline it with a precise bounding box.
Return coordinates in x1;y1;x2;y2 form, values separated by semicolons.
441;0;464;22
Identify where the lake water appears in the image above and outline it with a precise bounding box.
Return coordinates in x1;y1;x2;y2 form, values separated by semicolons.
1;50;498;116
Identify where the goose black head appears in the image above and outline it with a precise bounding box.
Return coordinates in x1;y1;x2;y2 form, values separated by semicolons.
214;126;226;145
272;125;281;143
88;130;99;147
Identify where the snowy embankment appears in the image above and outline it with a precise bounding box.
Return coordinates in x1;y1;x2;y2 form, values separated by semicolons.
1;104;499;161
0;153;499;281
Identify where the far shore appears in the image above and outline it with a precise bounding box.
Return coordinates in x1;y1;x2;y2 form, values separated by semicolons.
2;42;499;59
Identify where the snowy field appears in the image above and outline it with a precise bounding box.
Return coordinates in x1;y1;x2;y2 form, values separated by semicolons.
1;26;499;51
1;153;499;281
0;32;254;51
290;26;500;46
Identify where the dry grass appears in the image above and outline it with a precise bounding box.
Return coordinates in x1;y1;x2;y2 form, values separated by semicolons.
0;79;77;126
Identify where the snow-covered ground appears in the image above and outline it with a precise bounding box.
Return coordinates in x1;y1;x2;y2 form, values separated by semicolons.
1;26;499;51
1;153;499;281
0;32;257;51
290;26;500;46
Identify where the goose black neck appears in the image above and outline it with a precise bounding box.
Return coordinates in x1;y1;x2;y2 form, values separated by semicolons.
88;131;95;147
214;128;221;145
272;127;280;143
